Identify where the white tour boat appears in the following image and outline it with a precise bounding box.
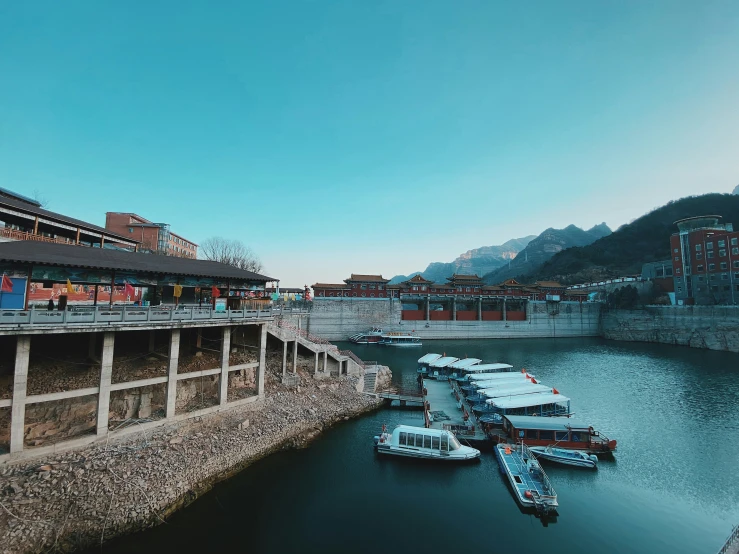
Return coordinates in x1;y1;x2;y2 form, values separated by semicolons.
529;446;599;469
374;424;480;461
379;332;422;346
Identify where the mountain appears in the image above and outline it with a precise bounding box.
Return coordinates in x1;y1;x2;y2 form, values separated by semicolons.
390;236;536;284
483;223;612;283
528;193;739;284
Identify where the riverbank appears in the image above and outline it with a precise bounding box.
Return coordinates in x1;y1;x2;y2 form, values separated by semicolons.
0;364;383;554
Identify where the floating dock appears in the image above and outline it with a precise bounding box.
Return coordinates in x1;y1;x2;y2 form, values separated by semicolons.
422;378;487;442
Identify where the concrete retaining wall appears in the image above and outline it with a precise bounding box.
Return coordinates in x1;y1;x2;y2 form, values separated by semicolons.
602;305;739;353
306;299;601;340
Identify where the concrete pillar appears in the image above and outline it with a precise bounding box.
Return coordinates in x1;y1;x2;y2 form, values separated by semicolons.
425;297;430;320
10;336;31;454
477;298;482;321
282;340;288;377
166;329;180;419
148;330;156;353
88;333;97;360
502;298;507;321
96;332;115;436
292;340;298;374
196;328;202;349
314;351;319;376
452;298;457;321
219;327;231;405
322;351;328;373
258;324;267;397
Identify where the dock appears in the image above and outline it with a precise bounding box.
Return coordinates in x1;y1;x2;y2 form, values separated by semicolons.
422;378;488;442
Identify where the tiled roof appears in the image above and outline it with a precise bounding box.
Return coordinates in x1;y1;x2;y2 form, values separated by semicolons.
500;279;524;287
312;283;350;289
347;274;389;283
0;241;275;282
447;273;482;280
406;274;433;283
535;281;565;288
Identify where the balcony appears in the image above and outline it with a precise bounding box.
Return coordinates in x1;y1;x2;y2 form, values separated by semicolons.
0;227;78;245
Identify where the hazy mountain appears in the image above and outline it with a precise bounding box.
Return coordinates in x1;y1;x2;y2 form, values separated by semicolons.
390;236;535;284
483;223;611;283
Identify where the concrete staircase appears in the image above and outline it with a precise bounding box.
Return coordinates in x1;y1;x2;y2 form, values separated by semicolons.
363;369;377;393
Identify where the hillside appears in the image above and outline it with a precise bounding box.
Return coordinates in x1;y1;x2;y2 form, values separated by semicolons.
528;193;739;284
483;223;611;283
390;235;535;284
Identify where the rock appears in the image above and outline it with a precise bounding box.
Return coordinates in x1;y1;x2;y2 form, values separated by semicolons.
238;419;250;430
195;352;203;358
36;465;53;472
169;437;183;445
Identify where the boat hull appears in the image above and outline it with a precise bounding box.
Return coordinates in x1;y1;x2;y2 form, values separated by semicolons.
375;444;479;461
494;444;558;514
529;447;597;469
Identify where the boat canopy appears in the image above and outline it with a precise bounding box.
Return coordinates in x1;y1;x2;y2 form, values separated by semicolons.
462;363;513;373
479;384;553;399
468;372;533;381
487;393;570;409
429;356;459;368
470;376;534;389
417;353;442;364
503;416;592;432
449;358;481;370
474;380;540;393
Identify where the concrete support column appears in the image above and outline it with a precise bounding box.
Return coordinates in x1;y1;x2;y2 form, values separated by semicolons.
477;298;482;321
219;327;231;405
502;298;507;321
196;328;202;350
10;336;31;454
166;329;180;419
292;340;298;374
425;297;430;320
322;351;328;373
96;332;115;436
314;351;319;376
148;330;156;353
452;298;457;321
282;340;288;377
258;324;267;397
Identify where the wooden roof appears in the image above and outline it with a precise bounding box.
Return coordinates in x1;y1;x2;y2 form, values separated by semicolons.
312;283;350;289
405;274;433;284
346;274;390;283
535;281;565;288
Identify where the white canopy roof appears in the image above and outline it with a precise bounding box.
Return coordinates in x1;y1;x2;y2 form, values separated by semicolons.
418;353;442;364
473;379;539;393
463;363;514;373
479;384;553;399
486;393;570;409
449;358;481;370
468;372;533;381
429;356;459;368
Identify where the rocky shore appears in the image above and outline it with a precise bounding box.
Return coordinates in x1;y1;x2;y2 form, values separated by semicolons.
0;364;384;553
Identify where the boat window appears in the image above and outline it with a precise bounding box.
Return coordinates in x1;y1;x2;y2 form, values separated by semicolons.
513;475;523;484
449;435;461;451
440;434;448;451
399;432;407;446
526;429;538;440
571;432;581;442
555;431;568;441
423;435;432;449
539;431;554;440
432;436;440;450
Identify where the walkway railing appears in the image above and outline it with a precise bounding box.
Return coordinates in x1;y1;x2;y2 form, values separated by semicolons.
0;304;309;327
718;525;739;554
276;318;337;349
0;227;79;245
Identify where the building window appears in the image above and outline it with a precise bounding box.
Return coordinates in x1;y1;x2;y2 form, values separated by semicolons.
734;261;739;269
128;227;134;233
707;251;714;259
674;257;679;262
721;262;728;270
735;272;739;279
718;240;726;248
720;249;727;257
695;244;702;251
732;238;738;246
421;286;427;291
696;253;702;260
361;285;367;290
675;268;681;274
412;286;418;291
697;265;704;272
709;263;716;271
707;241;713;250
677;286;682;293
697;275;704;282
378;285;384;290
369;285;375;289
722;273;729;280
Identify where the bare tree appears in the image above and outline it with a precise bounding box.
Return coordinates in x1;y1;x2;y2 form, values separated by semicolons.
31;188;49;207
200;237;264;273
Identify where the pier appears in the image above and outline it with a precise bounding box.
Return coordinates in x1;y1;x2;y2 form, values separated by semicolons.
422;379;487;442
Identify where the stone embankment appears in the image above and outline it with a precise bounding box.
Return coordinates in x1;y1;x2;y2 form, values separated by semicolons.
0;361;384;553
602;306;739;353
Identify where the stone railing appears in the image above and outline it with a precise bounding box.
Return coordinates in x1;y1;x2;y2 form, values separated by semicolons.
276;318;337;349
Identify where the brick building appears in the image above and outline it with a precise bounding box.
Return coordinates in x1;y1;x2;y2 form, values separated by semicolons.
671;215;739;305
105;213;197;258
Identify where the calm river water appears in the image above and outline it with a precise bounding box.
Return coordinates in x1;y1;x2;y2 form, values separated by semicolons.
94;338;739;554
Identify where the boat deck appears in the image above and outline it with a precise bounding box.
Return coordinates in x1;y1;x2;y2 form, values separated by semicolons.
422;379;487;442
496;445;557;511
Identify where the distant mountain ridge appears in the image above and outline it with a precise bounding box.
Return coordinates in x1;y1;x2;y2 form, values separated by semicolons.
390;235;536;285
483;223;611;283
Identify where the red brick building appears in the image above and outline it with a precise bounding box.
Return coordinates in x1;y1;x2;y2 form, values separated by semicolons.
105;213;197;258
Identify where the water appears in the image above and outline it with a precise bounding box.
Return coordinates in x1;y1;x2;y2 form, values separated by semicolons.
93;338;739;554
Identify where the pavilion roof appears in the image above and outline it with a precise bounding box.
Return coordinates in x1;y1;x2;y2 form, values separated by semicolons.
312;283;350;289
346;274;390;283
535;280;565;288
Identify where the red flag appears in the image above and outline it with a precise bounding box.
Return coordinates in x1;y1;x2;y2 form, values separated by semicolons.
124;281;135;298
1;274;13;293
211;286;221;298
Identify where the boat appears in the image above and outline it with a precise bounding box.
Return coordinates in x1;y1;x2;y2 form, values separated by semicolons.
426;355;459;379
417;353;442;374
348;327;384;344
379;332;422;346
459;363;514;375
530;446;598;469
495;442;558;514
495;415;617;454
482;392;571;418
373;424;480;461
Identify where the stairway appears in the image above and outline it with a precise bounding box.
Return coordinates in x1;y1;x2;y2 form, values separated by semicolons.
364;369;377;393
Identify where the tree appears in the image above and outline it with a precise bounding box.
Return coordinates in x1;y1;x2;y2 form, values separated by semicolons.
200;237;264;273
31;189;49;207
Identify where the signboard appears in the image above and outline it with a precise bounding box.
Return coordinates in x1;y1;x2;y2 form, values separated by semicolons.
214;298;227;312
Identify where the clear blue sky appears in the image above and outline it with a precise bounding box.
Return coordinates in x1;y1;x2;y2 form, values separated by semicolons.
1;1;738;286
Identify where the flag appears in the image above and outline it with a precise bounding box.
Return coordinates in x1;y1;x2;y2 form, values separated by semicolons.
1;274;12;293
66;279;75;295
173;285;183;298
125;281;136;298
211;286;221;298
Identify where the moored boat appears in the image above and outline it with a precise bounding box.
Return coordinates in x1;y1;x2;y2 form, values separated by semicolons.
530;446;598;469
495;442;558;514
348;327;384;344
379;332;422;346
496;415;617;454
417;353;442;374
374;424;480;461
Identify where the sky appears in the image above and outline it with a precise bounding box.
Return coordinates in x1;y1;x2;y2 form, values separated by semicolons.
1;1;738;286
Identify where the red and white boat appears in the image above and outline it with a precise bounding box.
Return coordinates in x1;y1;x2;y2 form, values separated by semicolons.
348;327;384;344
